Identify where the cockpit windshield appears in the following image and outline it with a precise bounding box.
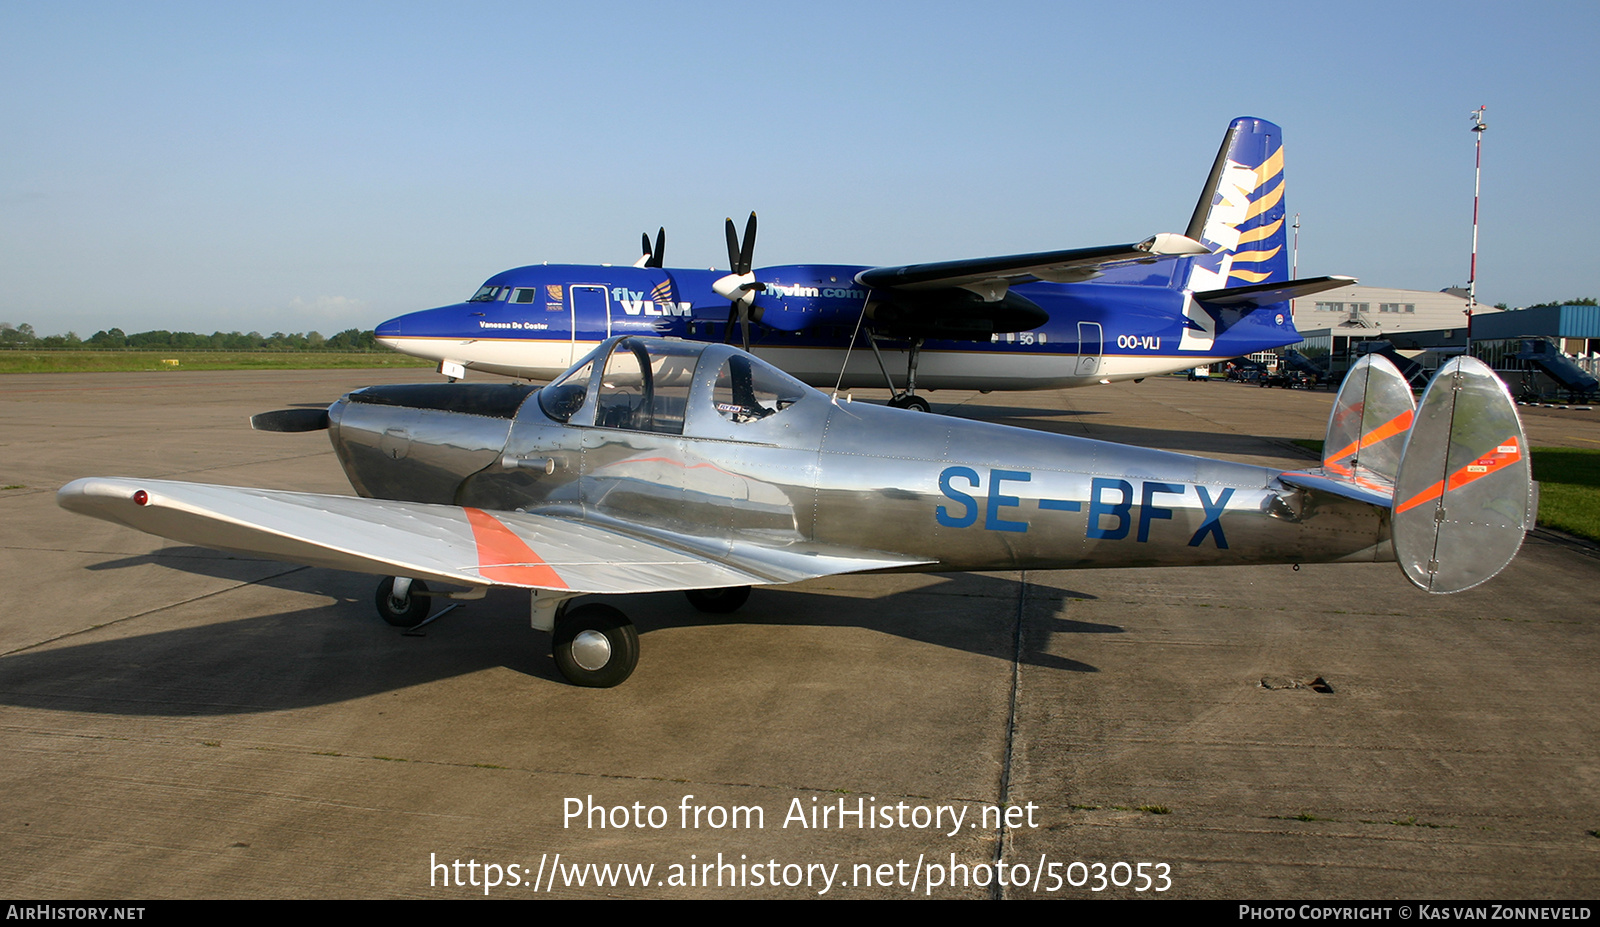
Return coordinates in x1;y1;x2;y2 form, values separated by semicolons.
537;336;810;433
468;285;507;303
711;354;805;423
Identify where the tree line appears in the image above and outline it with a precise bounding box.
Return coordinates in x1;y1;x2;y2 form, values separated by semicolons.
0;323;385;352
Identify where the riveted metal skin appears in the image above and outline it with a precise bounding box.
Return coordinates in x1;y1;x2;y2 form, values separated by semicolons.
58;343;1532;690
1392;357;1534;593
326;337;1392;578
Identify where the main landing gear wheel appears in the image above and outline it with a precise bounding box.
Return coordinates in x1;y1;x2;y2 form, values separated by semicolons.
888;394;931;413
685;586;751;614
553;603;639;688
375;577;430;627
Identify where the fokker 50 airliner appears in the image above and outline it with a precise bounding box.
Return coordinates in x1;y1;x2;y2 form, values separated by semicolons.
376;117;1351;410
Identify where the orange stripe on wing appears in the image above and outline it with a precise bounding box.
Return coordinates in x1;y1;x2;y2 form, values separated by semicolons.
1395;436;1522;515
463;507;568;588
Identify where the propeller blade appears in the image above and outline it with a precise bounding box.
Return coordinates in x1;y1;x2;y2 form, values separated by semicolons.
718;211;760;350
738;212;757;275
724;217;740;272
651;227;665;268
250;408;329;432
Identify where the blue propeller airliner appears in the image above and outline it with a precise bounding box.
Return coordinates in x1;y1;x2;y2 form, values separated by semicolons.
376;117;1350;410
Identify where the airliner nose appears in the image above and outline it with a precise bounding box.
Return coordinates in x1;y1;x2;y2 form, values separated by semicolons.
374;314;405;342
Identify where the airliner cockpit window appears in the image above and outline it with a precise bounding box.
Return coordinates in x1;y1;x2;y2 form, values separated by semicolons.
468;285;507;302
712;355;805;423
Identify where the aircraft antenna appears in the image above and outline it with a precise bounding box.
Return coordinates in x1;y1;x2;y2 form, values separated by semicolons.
830;293;876;402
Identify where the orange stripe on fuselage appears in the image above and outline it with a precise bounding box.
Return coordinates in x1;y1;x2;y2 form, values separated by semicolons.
463;507;568;588
1395;436;1522;515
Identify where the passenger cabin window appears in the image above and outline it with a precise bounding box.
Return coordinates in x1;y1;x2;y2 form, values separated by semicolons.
594;338;699;435
712;355;804;423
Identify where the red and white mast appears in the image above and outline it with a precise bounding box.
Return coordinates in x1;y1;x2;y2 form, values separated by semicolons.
1466;105;1487;352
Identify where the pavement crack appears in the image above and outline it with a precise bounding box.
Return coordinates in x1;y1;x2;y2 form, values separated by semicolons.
991;569;1026;900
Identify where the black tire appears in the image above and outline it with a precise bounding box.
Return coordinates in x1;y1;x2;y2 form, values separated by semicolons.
889;394;931;413
553;604;639;688
685;586;751;614
375;577;430;627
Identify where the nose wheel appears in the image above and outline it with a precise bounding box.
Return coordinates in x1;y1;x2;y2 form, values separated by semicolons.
552;603;639;688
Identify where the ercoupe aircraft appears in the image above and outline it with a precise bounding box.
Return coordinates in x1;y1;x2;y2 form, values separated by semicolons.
374;117;1352;409
61;339;1533;687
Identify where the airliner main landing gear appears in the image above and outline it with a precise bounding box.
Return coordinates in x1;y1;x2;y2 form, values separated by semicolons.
862;333;932;413
887;394;931;413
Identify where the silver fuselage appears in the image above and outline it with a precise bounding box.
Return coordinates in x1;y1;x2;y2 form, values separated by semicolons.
326;342;1389;576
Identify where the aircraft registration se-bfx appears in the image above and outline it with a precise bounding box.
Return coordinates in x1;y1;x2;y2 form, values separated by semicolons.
61;337;1534;688
375;117;1353;409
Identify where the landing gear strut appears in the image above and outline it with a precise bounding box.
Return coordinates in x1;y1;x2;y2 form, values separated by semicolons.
863;333;932;412
375;576;430;627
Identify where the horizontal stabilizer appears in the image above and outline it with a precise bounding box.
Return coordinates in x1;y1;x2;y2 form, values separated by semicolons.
1194;275;1356;307
1275;469;1393;509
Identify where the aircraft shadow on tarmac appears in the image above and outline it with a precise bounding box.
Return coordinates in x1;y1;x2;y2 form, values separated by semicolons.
0;564;1114;716
84;547;311;583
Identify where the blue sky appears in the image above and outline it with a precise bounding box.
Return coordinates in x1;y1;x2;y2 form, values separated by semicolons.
3;1;1596;337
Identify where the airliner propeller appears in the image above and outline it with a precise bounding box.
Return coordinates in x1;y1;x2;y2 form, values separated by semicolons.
712;212;766;350
634;227;665;269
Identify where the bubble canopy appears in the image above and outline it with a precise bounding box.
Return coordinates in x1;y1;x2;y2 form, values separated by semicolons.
536;336;808;435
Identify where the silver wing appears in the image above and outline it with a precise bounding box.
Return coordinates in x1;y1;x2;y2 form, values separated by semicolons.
58;477;931;594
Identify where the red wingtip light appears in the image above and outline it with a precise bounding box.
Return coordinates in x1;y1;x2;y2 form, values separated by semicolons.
133;489;148;506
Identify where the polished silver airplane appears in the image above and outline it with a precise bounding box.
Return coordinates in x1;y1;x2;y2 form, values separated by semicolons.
60;337;1534;687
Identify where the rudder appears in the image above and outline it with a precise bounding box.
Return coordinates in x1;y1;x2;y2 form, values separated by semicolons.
1392;357;1535;593
1182;117;1289;293
1322;354;1416;486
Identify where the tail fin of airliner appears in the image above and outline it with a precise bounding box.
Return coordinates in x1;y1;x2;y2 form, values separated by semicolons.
1182;117;1290;292
1280;356;1535;593
1174;117;1362;353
